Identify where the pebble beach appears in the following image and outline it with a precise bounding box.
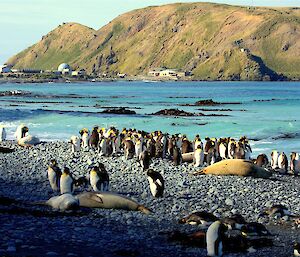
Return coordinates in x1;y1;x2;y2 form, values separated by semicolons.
0;140;299;257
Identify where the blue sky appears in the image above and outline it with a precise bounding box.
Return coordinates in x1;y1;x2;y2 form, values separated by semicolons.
0;0;299;64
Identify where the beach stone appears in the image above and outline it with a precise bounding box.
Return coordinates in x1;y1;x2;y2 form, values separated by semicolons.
46;251;59;256
6;245;16;253
225;198;234;206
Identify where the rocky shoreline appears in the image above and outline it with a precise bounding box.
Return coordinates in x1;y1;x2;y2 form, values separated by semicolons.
0;140;299;257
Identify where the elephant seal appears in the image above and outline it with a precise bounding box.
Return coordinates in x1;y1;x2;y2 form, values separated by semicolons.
33;194;79;211
193;159;272;178
76;192;151;214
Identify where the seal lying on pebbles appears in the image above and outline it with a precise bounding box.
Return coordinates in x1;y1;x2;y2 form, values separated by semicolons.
193;159;272;178
260;204;291;218
76;192;151;214
33;194;79;211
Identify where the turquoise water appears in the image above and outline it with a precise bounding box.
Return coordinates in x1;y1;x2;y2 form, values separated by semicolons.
0;81;299;156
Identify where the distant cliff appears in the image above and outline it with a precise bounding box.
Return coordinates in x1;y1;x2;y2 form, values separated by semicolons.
7;3;300;80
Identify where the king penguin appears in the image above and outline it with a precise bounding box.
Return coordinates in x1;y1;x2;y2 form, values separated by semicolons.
47;159;62;193
90;164;109;191
146;169;164;198
206;221;227;257
60;167;74;194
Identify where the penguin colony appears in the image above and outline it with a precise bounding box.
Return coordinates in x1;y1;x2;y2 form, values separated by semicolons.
1;124;300;256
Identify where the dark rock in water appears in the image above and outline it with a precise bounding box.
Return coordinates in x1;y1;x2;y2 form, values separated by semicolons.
182;99;241;106
272;132;300;140
152;109;202;116
197;108;233;111
194;99;222;106
152;109;229;117
101;107;136;115
0;90;31;96
253;98;277;102
94;104;141;110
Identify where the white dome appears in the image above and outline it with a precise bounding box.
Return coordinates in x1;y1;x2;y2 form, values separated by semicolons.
58;63;71;72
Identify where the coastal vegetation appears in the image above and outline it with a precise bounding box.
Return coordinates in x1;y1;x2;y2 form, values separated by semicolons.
6;3;300;80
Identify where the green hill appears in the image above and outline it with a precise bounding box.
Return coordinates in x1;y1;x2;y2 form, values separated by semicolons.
7;3;300;80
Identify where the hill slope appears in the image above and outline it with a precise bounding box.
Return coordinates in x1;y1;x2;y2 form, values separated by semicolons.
7;3;300;80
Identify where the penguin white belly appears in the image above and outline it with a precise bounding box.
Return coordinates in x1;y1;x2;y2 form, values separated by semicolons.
147;177;158;197
48;169;58;191
294;249;300;256
60;176;73;194
100;140;107;156
15;125;23;141
271;152;279;169
278;155;284;169
219;144;227;159
206;221;223;257
90;174;100;191
194;150;204;167
135;143;143;157
82;134;89;148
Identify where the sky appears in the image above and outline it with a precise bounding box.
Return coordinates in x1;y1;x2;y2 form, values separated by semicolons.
0;0;299;64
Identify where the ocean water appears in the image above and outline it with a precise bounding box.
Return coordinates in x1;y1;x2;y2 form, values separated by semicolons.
0;81;299;156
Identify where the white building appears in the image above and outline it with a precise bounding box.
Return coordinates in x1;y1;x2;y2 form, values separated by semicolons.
148;68;186;78
58;63;72;75
71;69;86;77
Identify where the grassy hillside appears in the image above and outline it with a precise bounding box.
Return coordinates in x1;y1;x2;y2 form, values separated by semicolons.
7;3;300;80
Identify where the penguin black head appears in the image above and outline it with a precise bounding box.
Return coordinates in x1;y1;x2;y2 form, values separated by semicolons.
146;169;163;180
63;167;70;175
98;163;106;173
74;176;88;187
49;159;57;166
146;169;155;177
92;166;99;172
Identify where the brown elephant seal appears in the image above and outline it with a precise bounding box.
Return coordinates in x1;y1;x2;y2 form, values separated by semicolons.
76;192;151;214
193;159;272;178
